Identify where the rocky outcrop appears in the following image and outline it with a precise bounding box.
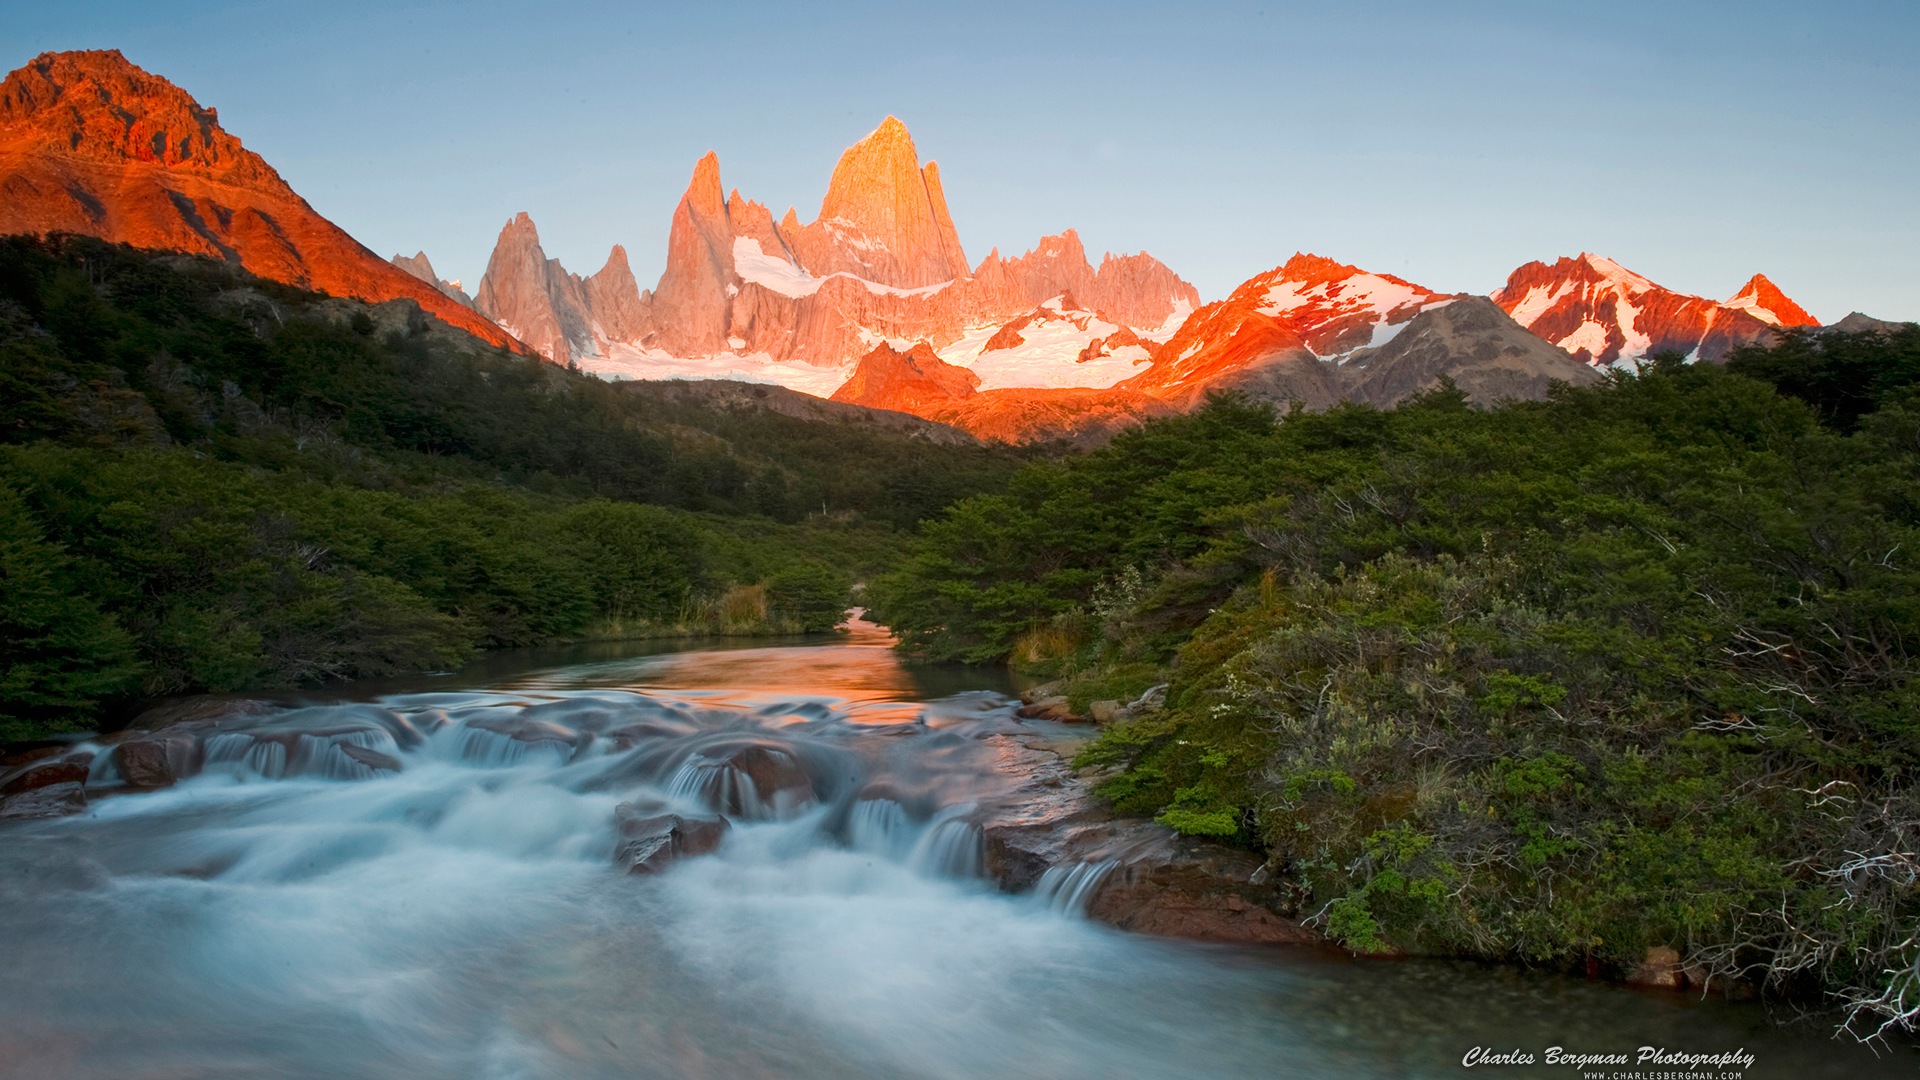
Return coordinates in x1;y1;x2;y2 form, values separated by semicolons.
826;341;1164;443
704;744;815;818
1342;296;1602;406
614;804;731;874
1828;312;1914;335
969;232;1200;334
830;342;981;412
0;781;86;819
584;244;649;343
0;748;97;819
473;212;597;364
1087;250;1202;333
1124;253;1419;406
974;729;1318;945
647;152;736;356
0;754;91;796
389;251;474;308
790;117;969;289
1491;253;1819;365
110;732;201;788
0;50;523;352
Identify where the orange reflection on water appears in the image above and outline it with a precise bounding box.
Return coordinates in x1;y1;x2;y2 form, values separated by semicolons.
506;612;932;724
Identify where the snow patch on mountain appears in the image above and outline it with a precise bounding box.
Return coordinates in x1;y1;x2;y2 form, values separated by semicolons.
1580;253;1657;294
935;298;1154;391
1725;293;1782;326
1558;320;1612;358
1140;299;1194;343
1257;273;1428;321
1501;283;1573;328
576;342;853;397
731;237;952;299
732;237;822;298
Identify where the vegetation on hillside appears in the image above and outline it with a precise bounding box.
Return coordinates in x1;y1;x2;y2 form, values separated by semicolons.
872;325;1920;1037
0;236;1023;740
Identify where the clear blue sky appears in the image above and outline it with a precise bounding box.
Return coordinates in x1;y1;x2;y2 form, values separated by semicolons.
8;0;1918;319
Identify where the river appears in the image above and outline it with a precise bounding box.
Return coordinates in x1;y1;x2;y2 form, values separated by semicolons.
0;621;1908;1078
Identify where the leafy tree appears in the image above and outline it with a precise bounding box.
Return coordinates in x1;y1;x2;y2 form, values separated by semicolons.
0;481;140;738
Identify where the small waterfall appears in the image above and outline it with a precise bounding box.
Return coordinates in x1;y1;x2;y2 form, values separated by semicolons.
664;752;734;811
661;748;811;820
297;728;403;780
451;725;573;768
907;814;984;879
83;743;119;786
200;728;405;780
848;798;915;858
1035;860;1118;916
202;732;290;778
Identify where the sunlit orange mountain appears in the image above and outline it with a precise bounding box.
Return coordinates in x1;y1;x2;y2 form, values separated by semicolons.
1491;253;1820;366
826;340;1172;444
473;118;1200;379
0;50;522;351
1119;254;1604;410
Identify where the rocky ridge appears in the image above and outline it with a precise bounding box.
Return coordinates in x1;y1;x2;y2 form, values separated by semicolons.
1491;253;1820;366
1120;255;1602;413
389;250;474;308
0;50;522;352
471;118;1201;373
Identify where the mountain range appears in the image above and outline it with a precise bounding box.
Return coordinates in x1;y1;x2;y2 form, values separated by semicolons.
0;49;1898;443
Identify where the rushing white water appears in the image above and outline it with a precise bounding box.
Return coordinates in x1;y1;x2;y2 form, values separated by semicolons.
0;635;1907;1079
1035;860;1119;916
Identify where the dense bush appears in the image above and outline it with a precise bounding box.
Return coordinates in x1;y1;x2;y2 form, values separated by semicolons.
874;352;1920;1037
0;444;873;732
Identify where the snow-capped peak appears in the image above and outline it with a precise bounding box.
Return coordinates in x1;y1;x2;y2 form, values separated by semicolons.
1578;253;1657;294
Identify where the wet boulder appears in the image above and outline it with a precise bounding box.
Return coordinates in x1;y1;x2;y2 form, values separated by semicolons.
464;715;590;762
603;721;698;752
340;743;404;773
0;754;93;797
712;745;815;817
976;731;1319;946
706;737;817;814
614;805;732;875
1016;695;1080;721
0;781;87;820
112;735;200;788
1081;845;1320;945
664;743;820;818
